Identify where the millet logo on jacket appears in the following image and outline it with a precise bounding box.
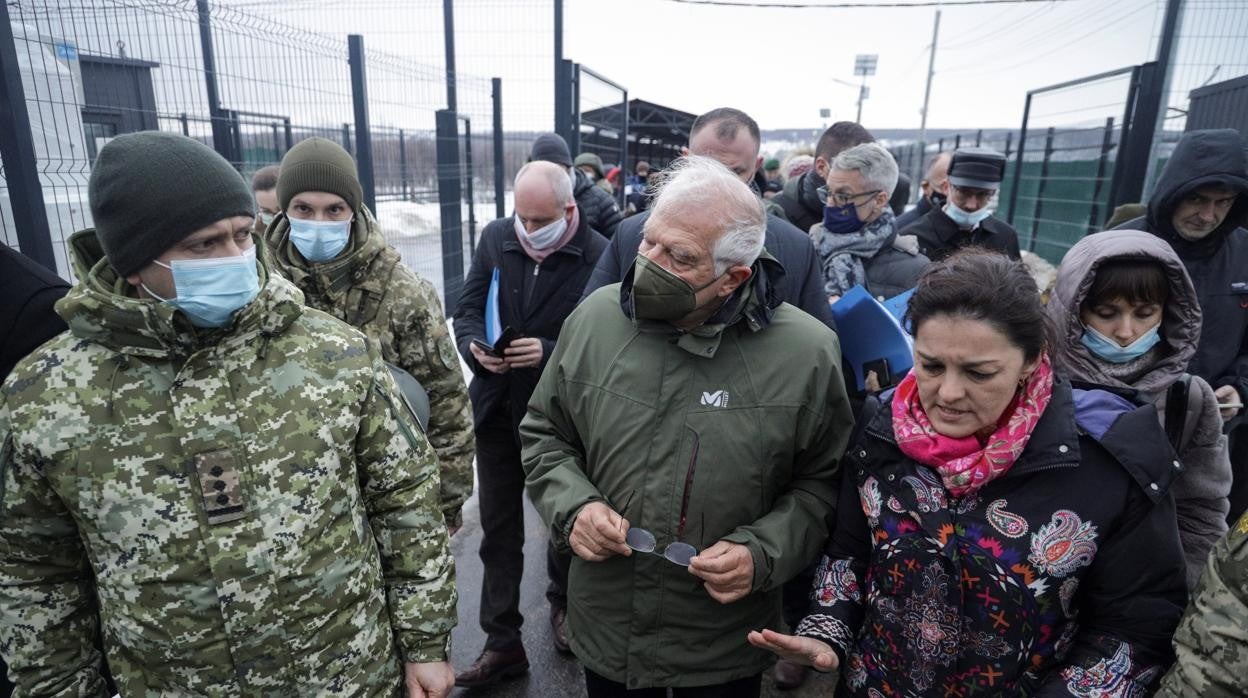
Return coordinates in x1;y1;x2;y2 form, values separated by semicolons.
700;390;729;408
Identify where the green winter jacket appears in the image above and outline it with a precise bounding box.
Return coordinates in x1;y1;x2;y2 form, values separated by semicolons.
0;230;456;697
267;209;475;528
520;258;854;688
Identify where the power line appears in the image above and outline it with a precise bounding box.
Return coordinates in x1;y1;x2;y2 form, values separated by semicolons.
662;0;1076;7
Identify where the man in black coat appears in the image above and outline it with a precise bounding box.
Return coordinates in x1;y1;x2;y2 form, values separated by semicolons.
0;245;70;698
894;151;950;232
1111;128;1248;521
899;146;1021;261
583;107;836;331
452;161;608;688
772;121;875;233
530;132;622;239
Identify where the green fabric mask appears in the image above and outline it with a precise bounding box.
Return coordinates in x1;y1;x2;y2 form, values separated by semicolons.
631;255;722;322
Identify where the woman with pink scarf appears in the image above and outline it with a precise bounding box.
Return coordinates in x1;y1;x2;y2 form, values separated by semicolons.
749;250;1187;696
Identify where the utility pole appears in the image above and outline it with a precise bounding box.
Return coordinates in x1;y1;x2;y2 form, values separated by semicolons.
918;9;941;154
853;54;877;124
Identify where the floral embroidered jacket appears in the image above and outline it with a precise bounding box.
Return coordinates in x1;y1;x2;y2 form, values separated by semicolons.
798;379;1188;697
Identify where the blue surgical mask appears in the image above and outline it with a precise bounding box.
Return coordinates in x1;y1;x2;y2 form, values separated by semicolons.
1080;324;1162;363
945;200;993;229
258;211;276;226
144;246;261;328
822;203;866;235
289;217;352;262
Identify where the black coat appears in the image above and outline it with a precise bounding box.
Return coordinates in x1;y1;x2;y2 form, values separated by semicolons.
1111;129;1248;411
0;246;69;381
893;196;932;233
581;209;837;330
900;206;1022;262
798;379;1187;696
574;169;623;240
453;213;607;431
773;170;825;234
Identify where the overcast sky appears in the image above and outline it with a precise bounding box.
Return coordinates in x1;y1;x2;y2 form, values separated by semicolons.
227;0;1165;134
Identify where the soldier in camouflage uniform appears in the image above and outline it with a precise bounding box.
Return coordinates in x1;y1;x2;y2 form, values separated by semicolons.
1157;511;1248;697
0;132;456;697
265;138;474;531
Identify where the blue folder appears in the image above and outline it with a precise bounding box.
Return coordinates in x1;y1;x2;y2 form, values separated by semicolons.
485;267;503;344
829;285;915;391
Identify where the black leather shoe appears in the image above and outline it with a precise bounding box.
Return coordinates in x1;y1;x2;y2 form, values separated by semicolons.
454;645;530;688
550;605;571;654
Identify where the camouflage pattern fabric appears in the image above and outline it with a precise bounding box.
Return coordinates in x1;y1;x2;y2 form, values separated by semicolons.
267;209;474;529
0;229;456;696
1156;511;1248;697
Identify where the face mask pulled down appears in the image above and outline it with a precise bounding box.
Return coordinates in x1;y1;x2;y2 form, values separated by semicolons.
945;200;993;229
143;246;261;328
1080;324;1162;364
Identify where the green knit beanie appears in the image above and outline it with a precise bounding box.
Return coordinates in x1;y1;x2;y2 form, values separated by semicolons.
88;131;255;277
277;137;363;213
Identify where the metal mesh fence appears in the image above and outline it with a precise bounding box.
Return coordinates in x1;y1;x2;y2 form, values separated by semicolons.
0;0;537;306
1147;0;1248;193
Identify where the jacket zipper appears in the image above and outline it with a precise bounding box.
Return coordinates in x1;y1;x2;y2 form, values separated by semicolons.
676;429;700;540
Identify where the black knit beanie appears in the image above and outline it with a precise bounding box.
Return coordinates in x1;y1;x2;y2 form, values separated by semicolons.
530;133;573;167
277;137;363;213
89;131;255;277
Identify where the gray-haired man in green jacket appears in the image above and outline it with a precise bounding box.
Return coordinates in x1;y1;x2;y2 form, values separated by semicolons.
520;155;854;696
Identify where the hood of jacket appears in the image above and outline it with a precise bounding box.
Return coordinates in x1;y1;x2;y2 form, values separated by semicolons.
57;228;304;359
1047;229;1201;394
1147;129;1248;257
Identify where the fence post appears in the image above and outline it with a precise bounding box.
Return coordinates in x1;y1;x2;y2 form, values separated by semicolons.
442;0;458;112
937;137;944;152
1007;92;1033;225
953;134;961;150
1004;131;1013;159
569;63;582;155
1086;116;1116;234
399;129;409;201
348;35;376;213
341;123;352;155
553;0;565;134
195;0;235;167
975;129;983;147
619;90;629;210
462;117;477;251
1028;126;1056;253
271;123;281;160
1113;62;1162;209
283;117;293;152
0;0;56;271
180;112;190;136
492;77;505;220
435;109;464;314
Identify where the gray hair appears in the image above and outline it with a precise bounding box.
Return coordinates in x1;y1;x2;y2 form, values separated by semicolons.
514;160;574;208
648;156;766;274
832;142;900;197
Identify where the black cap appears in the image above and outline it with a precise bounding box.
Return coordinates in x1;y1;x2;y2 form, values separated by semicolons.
948;147;1006;190
529;133;573;167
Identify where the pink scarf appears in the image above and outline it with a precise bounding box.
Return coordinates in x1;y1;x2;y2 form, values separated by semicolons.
891;354;1055;498
514;206;580;264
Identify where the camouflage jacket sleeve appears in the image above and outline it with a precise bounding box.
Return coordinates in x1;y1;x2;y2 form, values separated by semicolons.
0;397;110;697
393;275;475;530
1156;514;1248;698
355;341;458;663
